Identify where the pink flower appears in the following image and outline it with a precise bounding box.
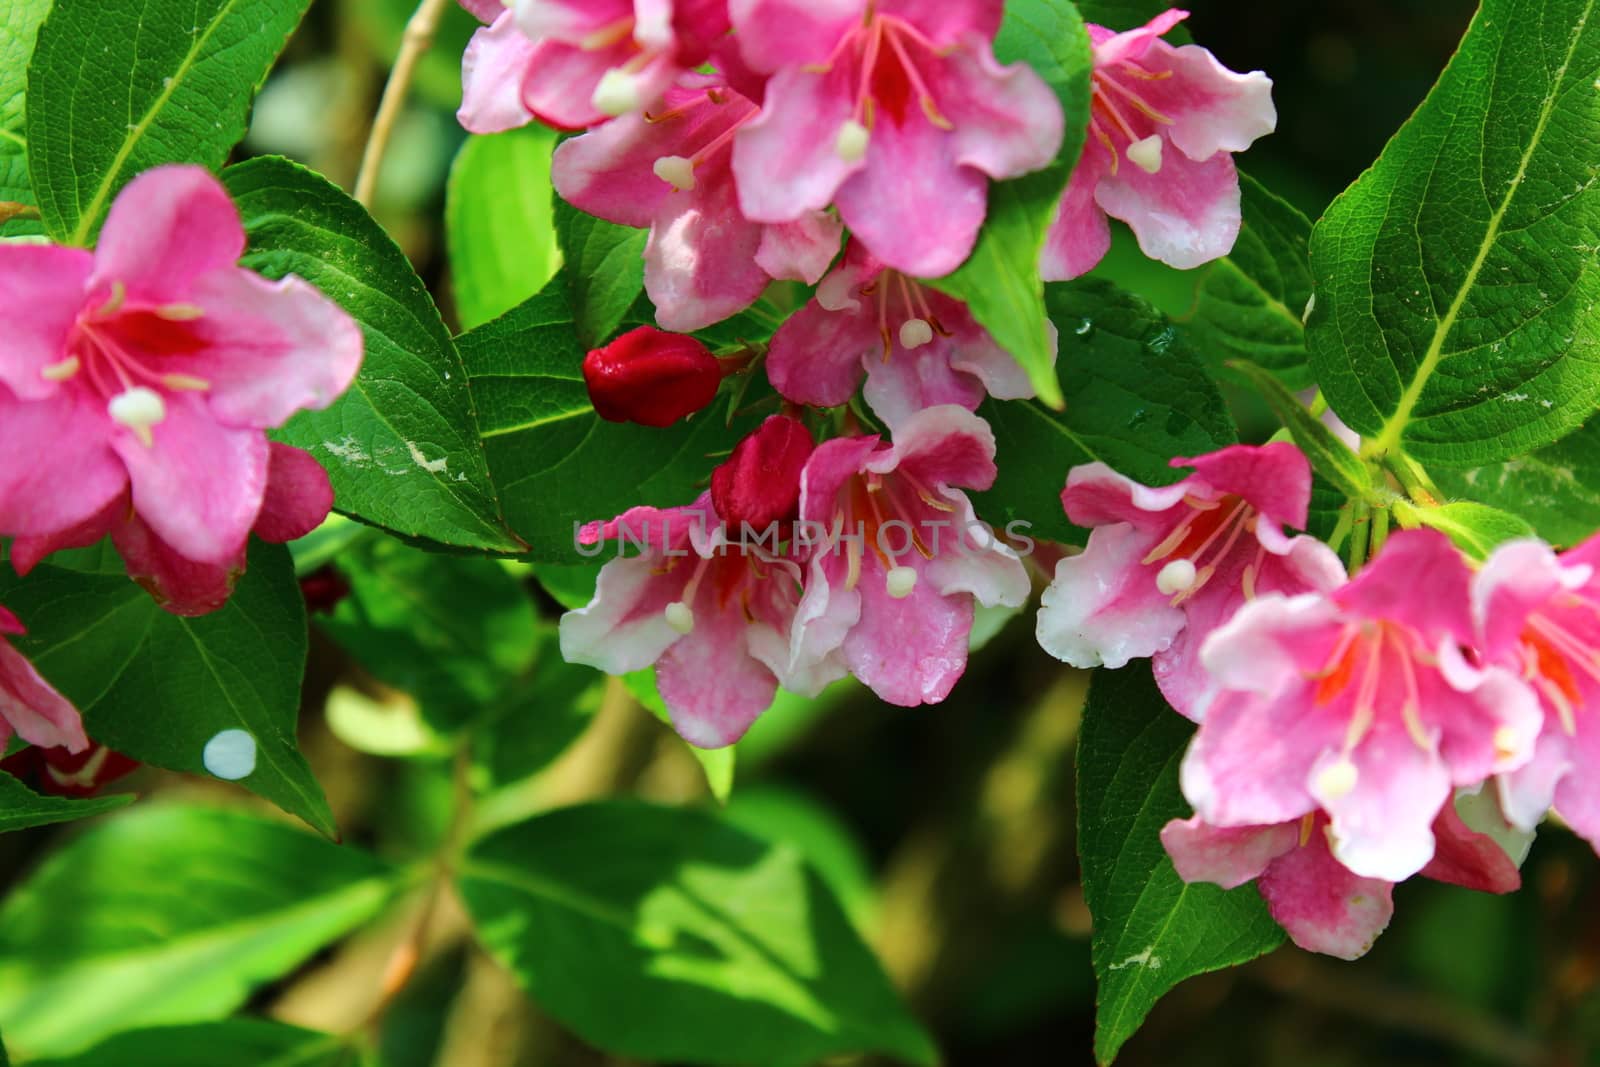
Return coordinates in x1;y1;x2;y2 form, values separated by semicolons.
795;406;1029;706
0;166;362;611
559;496;833;748
1040;9;1275;280
766;240;1045;426
553;75;841;332
1035;443;1345;717
458;0;731;134
1474;536;1600;850
1162;801;1521;960
0;607;88;755
1180;530;1543;882
729;0;1064;277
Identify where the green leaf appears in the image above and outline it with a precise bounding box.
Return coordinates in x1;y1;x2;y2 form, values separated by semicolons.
974;280;1237;544
722;786;876;934
461;284;760;560
625;669;735;802
472;628;603;792
0;805;397;1059
317;536;539;734
0;772;134;833
26;0;312;244
1402;500;1537;559
1077;665;1284;1064
447;127;562;331
1306;0;1600;466
926;0;1093;409
25;1021;358;1067
1187;173;1315;388
555;198;648;349
0;0;48;238
458;801;937;1067
1230;362;1374;502
223;155;523;554
1433;418;1600;546
0;542;333;835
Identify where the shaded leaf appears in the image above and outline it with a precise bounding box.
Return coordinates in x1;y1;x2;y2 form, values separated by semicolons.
1432;417;1600;547
0;772;133;834
556;198;648;349
26;1020;358;1067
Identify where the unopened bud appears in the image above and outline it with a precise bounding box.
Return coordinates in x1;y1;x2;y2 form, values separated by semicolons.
711;414;814;531
583;326;723;428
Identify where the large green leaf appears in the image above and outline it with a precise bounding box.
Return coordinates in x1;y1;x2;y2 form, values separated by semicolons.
460;284;761;560
26;0;312;244
1186;173;1314;388
1306;0;1600;466
447;127;562;331
0;806;397;1059
0;773;133;833
974;280;1237;545
458;801;937;1067
1077;665;1284;1064
0;0;48;237
317;536;539;734
926;0;1093;409
0;542;332;835
1405;500;1537;560
224;156;523;553
26;1021;358;1067
555;198;648;349
1433;417;1600;546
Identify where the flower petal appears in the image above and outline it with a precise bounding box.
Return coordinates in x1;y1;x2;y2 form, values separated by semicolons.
1094;146;1241;270
733;66;861;223
1137;40;1276;161
727;0;864;71
1160;814;1299;889
1038;523;1186;669
1256;822;1393;960
843;556;972;706
0;640;88;753
0;244;93;402
457;15;538;134
868;404;998;491
254;443;335;543
0;390;126;540
559;553;687;675
941;41;1065;181
92;166;245;302
113;513;246;617
1040;150;1112;280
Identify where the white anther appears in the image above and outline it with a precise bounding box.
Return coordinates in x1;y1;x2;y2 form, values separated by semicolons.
1493;725;1523;758
652;154;697;192
835;119;870;163
1155;558;1198;596
664;600;695;635
1126;134;1164;174
592;69;643;117
885;565;918;599
816;271;858;312
40;356;80;382
107;386;166;448
1314;759;1359;800
898;318;934;349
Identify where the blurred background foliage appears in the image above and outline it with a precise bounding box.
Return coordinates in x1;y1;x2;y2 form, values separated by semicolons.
5;1;1599;1065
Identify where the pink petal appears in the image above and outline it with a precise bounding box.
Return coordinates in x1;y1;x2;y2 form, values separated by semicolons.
755;213;844;284
727;0;864;72
876;0;1004;46
1257;822;1394;960
9;495;122;576
1160;814;1299;889
0;390;127;540
113;513;246;617
0;245;93;402
861;342;988;428
843;556;971;706
182;268;363;428
91;166;245;302
868;404;998;490
1178;442;1311;531
767;298;881;408
644;177;771;333
1473;538;1570;659
1136;40;1276;161
559;554;688;675
1062;461;1194;531
1335;529;1475;642
1498;730;1570;833
656;597;779;747
458;0;503;24
1041;149;1112;281
733;66;861;223
514;0;633;41
941;307;1043;403
1094;146;1241;271
112;394;269;565
924;493;1030;608
519;39;629;132
1422;800;1521;893
1037;523;1185;669
1092;9;1190;67
458;16;539;134
1552;718;1600;850
1313;720;1452;883
789;556;860;694
0;640;89;753
941;41;1065;182
799;436;882;527
255;443;334;543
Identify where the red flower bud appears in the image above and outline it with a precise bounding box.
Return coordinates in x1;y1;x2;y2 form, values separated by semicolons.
711;415;815;531
583;326;723;428
299;565;351;616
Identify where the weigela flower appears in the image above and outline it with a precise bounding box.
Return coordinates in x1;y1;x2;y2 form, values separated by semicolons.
0;739;138;798
0;166;362;614
554;75;842;332
458;0;731;133
1181;530;1542;882
767;240;1045;426
0;607;88;754
1162;801;1520;960
1036;443;1344;717
711;415;815;531
560;496;831;748
794;406;1029;706
582;325;725;426
1041;8;1275;280
1474;536;1600;849
729;0;1065;277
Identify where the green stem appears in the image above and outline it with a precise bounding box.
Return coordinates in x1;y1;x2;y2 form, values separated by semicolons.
1369;506;1391;557
1387;453;1442;507
1347;501;1372;572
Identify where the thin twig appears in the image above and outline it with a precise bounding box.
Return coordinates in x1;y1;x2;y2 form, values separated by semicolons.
0;201;41;224
353;0;452;207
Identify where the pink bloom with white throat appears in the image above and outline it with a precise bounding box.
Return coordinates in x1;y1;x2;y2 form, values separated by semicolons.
1041;8;1275;279
1036;443;1344;718
729;0;1065;277
1181;529;1542;883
